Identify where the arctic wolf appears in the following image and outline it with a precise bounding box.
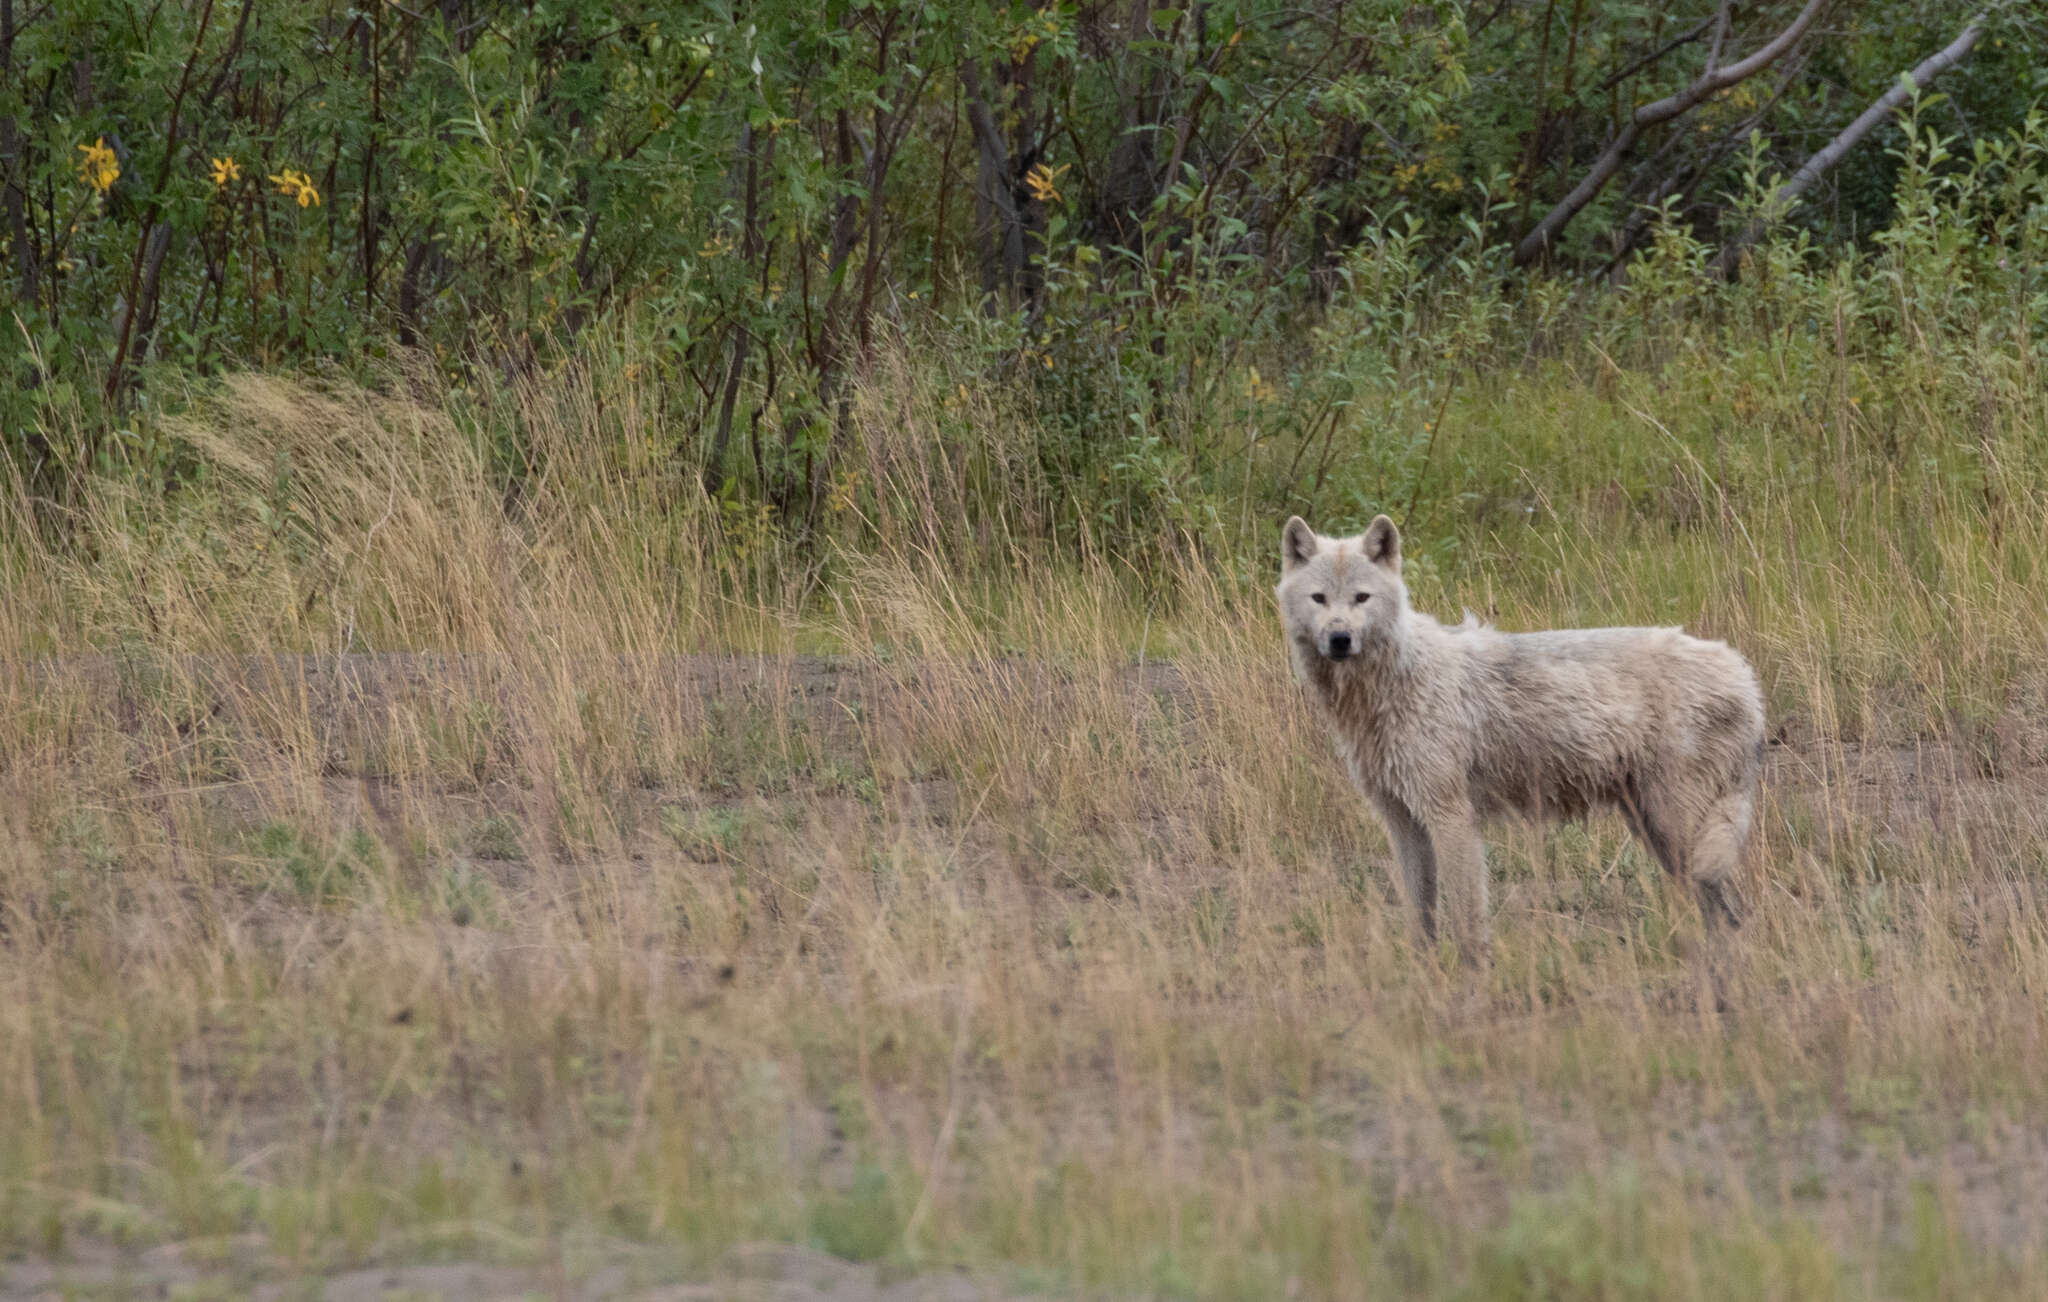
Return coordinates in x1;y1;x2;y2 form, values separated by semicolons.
1277;514;1764;955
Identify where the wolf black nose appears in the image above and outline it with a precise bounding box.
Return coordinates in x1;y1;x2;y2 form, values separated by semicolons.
1327;631;1353;658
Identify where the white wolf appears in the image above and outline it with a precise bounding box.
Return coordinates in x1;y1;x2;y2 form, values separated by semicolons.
1277;514;1764;954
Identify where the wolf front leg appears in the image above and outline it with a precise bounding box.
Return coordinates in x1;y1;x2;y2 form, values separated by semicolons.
1420;795;1490;963
1371;793;1438;943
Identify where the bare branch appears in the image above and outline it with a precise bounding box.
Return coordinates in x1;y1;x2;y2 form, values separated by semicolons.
1717;15;1983;276
1595;14;1715;96
1514;0;1826;268
1601;50;1809;280
1704;1;1732;76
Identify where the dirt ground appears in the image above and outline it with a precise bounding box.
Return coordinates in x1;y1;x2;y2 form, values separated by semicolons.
1;1238;1032;1301
55;649;2048;843
10;653;2048;1299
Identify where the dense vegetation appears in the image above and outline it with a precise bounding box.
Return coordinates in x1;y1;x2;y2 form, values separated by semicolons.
9;0;2042;559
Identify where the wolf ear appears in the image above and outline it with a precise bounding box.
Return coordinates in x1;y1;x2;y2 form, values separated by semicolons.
1362;514;1401;570
1281;516;1319;571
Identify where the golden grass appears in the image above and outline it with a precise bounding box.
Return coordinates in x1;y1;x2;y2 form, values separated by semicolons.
2;346;2046;1298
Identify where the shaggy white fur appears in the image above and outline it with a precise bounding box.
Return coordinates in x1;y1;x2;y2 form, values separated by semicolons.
1277;515;1764;956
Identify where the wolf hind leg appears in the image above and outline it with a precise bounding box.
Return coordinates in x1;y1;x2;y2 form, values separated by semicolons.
1685;790;1755;931
1621;777;1745;931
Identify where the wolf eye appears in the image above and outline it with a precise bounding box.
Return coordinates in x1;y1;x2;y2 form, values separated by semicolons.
1354;592;1370;604
1310;593;1327;605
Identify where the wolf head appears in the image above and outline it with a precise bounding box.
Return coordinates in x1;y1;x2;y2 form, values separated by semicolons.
1276;515;1406;662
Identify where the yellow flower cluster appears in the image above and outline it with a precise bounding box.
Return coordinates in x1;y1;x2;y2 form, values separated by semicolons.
210;156;241;187
77;138;120;192
1025;161;1069;205
270;168;321;207
1007;7;1062;61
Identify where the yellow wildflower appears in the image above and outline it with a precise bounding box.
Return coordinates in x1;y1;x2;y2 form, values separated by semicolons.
269;168;321;207
209;156;241;187
1007;7;1060;61
77;137;119;192
1024;161;1069;204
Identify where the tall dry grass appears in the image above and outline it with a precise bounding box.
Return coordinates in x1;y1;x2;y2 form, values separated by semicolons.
2;338;2047;1298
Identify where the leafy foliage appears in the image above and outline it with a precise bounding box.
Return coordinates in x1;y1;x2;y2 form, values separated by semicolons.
2;0;2040;560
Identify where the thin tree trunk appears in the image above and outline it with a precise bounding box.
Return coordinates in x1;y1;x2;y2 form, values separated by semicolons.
396;235;435;347
962;58;1025;302
707;124;765;496
932;75;959;306
126;221;175;369
360;0;381;311
1;0;35;313
104;0;219;402
1517;0;1557;233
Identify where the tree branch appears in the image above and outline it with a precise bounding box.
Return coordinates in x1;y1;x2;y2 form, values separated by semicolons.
1716;15;1983;276
1601;50;1809;279
1703;1;1731;75
1514;0;1826;268
1594;14;1715;96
